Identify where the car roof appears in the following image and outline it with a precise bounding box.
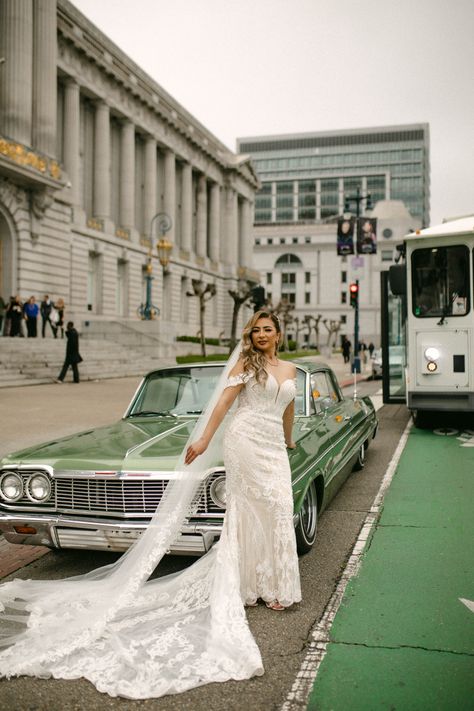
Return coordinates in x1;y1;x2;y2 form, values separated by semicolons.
142;359;332;380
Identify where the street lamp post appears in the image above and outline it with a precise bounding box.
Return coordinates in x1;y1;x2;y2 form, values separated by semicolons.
344;188;372;374
139;212;173;320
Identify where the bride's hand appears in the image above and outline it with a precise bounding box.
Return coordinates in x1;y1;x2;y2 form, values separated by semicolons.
185;437;208;465
286;441;297;449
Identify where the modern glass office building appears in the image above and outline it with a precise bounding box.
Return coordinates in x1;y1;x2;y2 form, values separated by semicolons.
237;124;430;227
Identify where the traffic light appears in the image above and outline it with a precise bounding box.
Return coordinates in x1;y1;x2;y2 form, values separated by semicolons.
349;282;359;308
251;285;266;312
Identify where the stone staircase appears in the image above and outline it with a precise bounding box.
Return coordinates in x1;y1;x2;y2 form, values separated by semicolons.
0;337;175;388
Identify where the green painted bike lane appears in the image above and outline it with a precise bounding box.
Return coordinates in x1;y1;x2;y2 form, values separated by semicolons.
308;427;474;711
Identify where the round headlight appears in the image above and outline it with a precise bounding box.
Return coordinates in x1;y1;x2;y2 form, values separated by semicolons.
209;475;227;509
0;472;24;502
26;473;52;502
424;347;440;361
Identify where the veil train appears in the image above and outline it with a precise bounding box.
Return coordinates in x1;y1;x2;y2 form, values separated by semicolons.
0;342;264;698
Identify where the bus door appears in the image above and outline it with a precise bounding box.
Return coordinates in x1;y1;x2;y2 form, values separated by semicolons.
381;269;407;404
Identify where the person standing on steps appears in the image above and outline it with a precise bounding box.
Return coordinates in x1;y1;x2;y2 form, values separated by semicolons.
55;322;82;383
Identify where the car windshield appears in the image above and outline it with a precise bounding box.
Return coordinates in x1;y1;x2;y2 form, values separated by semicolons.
128;366;224;417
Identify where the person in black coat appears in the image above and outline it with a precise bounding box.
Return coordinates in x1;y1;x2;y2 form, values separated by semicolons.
55;322;82;383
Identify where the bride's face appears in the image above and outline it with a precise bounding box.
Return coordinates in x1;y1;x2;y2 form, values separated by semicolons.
251;317;279;354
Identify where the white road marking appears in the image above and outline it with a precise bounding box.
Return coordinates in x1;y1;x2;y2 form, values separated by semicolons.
281;418;413;710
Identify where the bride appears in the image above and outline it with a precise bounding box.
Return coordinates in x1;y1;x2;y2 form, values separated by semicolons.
0;310;301;699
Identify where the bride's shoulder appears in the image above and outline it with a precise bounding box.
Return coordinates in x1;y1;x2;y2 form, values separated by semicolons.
228;359;245;378
279;361;296;378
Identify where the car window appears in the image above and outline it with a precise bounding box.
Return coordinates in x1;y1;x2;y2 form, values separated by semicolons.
310;372;331;412
295;368;307;415
129;366;223;415
327;371;342;403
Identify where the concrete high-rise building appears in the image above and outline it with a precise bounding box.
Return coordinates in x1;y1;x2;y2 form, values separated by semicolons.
238;124;430;228
0;0;258;352
236;126;428;345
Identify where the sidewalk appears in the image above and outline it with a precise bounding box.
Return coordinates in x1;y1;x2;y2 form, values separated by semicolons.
307;425;474;710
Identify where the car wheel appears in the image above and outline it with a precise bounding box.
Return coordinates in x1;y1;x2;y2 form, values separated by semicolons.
353;443;365;471
295;480;318;554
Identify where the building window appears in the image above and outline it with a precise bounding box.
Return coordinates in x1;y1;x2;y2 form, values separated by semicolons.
267;238;273;245
341;315;347;324
304;236;311;244
275;253;303;266
266;272;272;284
267;291;272;303
281;272;296;285
255;238;261;245
281;292;296;304
305;271;311;284
305;292;311;304
280;237;286;244
292;237;298;244
381;250;393;261
341;292;347;304
341;271;347;283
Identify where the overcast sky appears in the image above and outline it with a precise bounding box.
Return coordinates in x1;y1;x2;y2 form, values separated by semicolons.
73;0;473;225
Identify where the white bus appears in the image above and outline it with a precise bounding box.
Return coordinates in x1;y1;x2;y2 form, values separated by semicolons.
384;216;473;426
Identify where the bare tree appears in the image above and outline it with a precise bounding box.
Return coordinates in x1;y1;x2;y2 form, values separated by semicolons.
303;313;323;350
228;281;253;353
273;299;295;351
322;318;342;349
187;279;217;357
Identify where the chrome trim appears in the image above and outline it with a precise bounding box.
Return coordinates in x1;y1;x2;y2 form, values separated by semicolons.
124;421;190;458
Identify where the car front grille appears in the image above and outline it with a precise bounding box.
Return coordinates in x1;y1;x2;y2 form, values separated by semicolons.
0;469;226;519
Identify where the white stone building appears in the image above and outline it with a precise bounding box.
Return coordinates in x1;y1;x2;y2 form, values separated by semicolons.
252;200;421;346
0;0;258;349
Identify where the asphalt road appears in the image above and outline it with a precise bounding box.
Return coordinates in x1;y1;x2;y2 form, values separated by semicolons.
0;376;410;710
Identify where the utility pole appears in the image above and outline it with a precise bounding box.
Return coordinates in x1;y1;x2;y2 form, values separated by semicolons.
344;188;372;374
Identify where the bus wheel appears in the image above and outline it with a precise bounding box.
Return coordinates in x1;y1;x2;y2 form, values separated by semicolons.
412;410;429;429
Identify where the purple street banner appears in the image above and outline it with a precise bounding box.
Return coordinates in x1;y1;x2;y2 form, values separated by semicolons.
357;217;377;254
337;217;355;255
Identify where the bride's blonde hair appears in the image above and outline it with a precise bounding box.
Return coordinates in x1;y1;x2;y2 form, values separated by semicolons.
241;310;281;383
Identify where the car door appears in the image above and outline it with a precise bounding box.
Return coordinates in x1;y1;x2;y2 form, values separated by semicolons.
311;369;355;501
290;369;331;511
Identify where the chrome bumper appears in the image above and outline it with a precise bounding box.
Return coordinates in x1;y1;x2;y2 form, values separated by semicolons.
0;512;223;555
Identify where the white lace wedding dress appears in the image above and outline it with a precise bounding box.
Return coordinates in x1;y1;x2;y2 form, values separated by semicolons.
0;357;301;699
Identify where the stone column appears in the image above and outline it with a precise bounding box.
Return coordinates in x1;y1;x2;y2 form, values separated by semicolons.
143;136;157;235
0;0;33;145
119;119;135;229
63;78;80;204
239;197;252;268
209;182;220;263
32;0;57;156
94;101;110;220
163;149;175;244
180;162;192;255
224;186;238;266
196;174;207;259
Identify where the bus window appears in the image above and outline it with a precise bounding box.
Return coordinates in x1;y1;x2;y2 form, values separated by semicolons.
411;245;470;318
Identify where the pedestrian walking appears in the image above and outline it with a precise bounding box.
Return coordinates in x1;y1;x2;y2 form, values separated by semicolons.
23;296;39;337
359;340;368;366
55;321;82;383
368;341;375;357
40;295;57;338
6;295;24;337
342;336;351;364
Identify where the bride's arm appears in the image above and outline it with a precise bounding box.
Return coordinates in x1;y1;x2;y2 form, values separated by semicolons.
283;400;296;449
184;362;245;465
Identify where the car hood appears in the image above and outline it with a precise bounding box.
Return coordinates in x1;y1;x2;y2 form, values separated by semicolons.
0;417;210;472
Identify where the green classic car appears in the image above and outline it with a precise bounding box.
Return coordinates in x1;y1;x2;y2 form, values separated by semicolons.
0;361;377;556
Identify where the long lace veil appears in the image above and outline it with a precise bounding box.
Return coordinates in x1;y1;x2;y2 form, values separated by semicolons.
0;341;263;698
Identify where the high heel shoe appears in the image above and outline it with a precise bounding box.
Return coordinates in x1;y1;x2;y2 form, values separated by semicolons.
265;600;285;611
